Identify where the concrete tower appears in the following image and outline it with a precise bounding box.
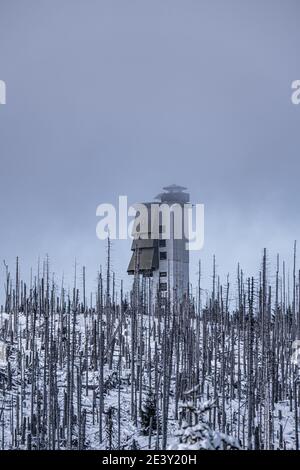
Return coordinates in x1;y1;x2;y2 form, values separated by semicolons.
127;185;190;301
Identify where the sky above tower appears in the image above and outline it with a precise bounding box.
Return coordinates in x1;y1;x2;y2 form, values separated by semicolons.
0;0;300;299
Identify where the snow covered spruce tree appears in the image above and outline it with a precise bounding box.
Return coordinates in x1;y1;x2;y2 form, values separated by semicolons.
140;389;160;436
169;401;241;450
105;406;117;450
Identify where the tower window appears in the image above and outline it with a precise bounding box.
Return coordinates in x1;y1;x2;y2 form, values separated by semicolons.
160;271;167;277
160;282;167;291
160;251;167;260
159;239;166;247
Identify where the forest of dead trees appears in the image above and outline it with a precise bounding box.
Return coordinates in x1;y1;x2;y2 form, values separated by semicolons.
0;242;300;450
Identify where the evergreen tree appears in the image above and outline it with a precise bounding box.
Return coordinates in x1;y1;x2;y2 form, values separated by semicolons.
169;401;241;450
140;389;159;435
105;406;117;450
131;438;140;450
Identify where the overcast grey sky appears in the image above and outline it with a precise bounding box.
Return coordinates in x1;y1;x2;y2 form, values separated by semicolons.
0;0;300;298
